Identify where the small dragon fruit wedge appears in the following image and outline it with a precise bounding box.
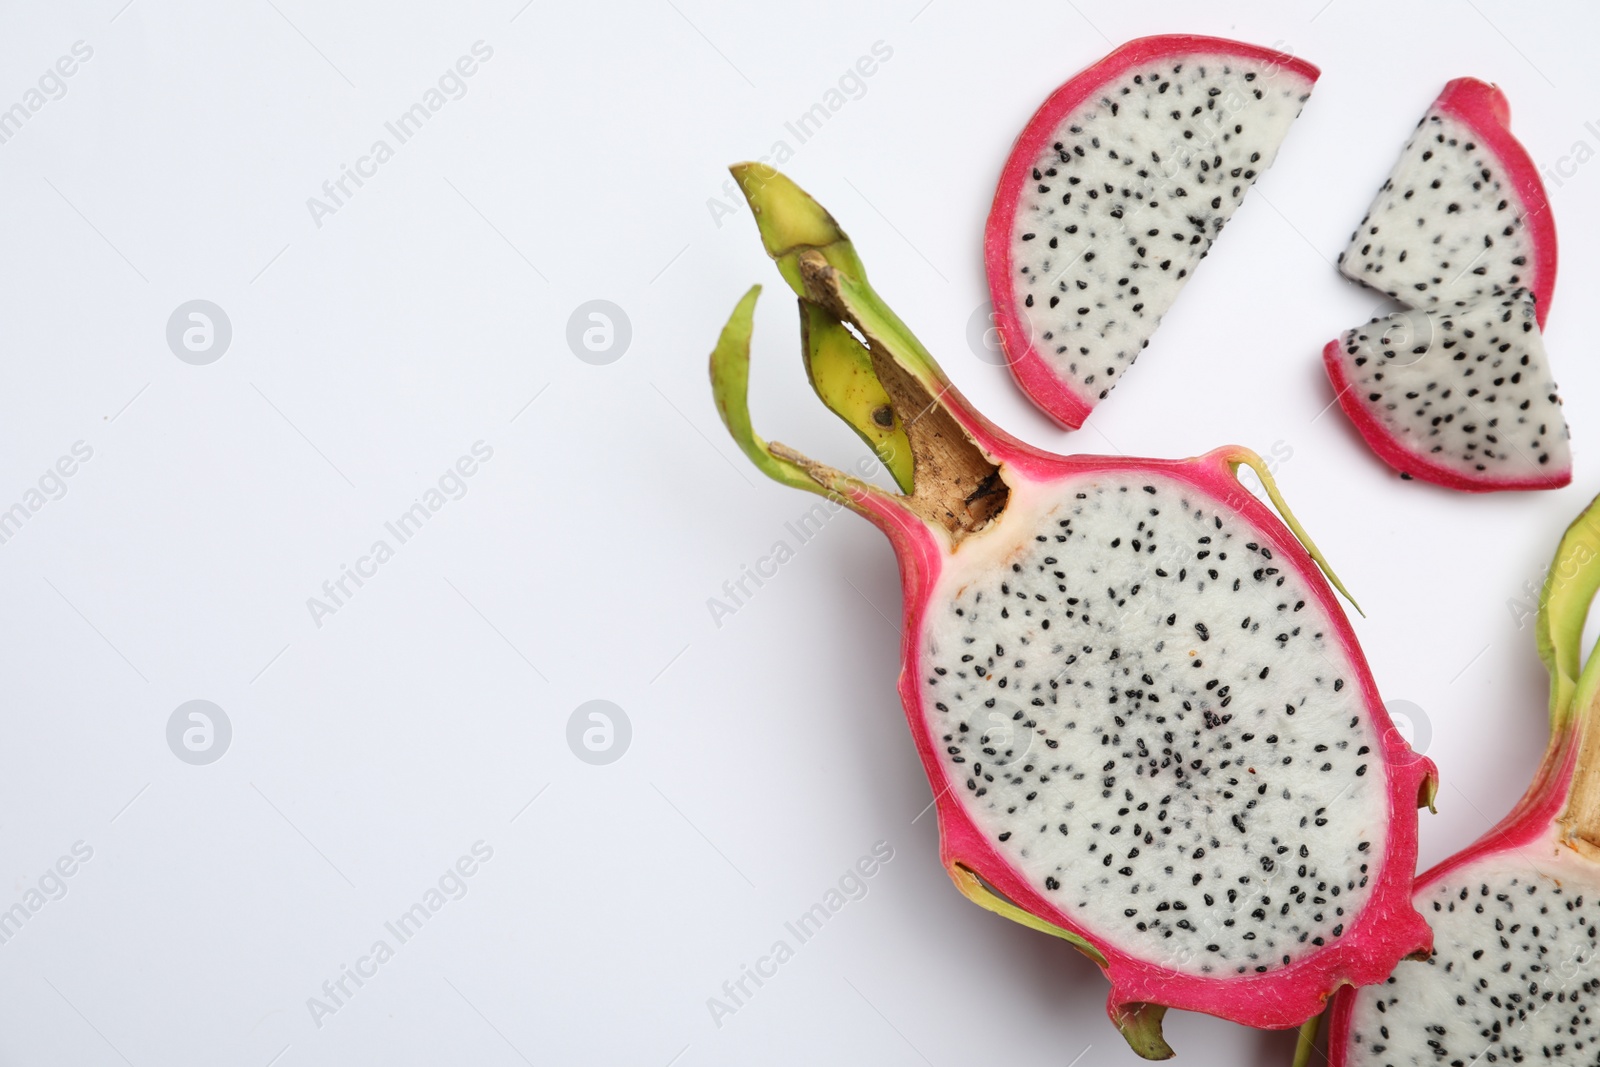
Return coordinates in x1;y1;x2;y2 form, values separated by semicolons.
714;164;1436;1059
1326;79;1570;491
1337;78;1556;319
1323;290;1570;492
985;35;1319;428
1323;494;1600;1067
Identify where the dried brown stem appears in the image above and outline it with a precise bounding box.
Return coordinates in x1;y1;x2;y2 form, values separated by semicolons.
795;250;1008;544
1560;711;1600;859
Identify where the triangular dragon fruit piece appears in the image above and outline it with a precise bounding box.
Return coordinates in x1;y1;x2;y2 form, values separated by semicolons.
1323;290;1570;491
714;165;1436;1059
985;35;1319;428
1337;78;1556;321
1321;495;1600;1067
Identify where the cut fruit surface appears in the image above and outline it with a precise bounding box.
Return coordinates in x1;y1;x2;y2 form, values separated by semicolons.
1323;291;1570;492
1337;78;1556;324
986;35;1318;428
1340;833;1600;1067
923;471;1393;976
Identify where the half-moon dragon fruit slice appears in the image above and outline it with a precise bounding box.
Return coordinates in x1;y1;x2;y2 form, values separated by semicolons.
714;165;1436;1059
985;35;1319;428
1322;495;1600;1067
1323;290;1570;492
1326;79;1569;491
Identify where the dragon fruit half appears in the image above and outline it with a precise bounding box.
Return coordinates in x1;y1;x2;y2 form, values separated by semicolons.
1325;494;1600;1066
1324;78;1570;491
713;164;1436;1058
985;35;1319;428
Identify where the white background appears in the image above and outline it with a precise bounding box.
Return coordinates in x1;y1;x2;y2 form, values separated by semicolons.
0;1;1596;1064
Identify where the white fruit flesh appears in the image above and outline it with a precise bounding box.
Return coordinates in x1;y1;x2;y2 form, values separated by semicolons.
1339;108;1536;307
1331;292;1569;483
919;472;1388;974
1344;827;1600;1066
1007;53;1312;407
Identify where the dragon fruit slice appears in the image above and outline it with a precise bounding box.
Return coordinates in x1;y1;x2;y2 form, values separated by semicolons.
985;35;1319;428
1337;78;1556;321
714;164;1436;1059
1326;79;1569;491
1323;291;1570;492
1324;495;1600;1067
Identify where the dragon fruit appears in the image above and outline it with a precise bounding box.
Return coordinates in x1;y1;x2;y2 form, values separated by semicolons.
714;164;1436;1058
1324;495;1600;1067
1325;78;1569;491
1336;78;1556;318
1324;291;1568;491
985;35;1319;428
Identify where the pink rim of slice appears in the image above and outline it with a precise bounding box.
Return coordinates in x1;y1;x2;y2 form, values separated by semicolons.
1322;338;1572;493
1431;77;1558;326
984;35;1320;429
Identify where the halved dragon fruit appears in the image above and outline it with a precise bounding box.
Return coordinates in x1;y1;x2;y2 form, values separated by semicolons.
714;165;1436;1058
1323;495;1600;1067
985;35;1319;428
1326;79;1569;491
